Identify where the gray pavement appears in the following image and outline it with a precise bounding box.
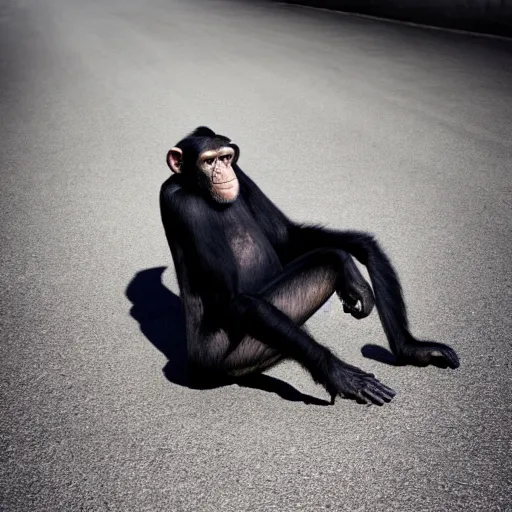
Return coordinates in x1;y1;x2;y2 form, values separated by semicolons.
1;0;511;510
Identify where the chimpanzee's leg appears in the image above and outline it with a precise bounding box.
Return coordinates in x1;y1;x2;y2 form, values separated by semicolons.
221;250;395;405
224;257;337;376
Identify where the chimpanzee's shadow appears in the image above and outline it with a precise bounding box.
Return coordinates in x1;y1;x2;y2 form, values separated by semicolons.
126;267;329;405
361;344;399;365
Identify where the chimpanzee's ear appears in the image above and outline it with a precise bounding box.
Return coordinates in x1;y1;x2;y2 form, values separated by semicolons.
229;142;240;164
167;147;183;173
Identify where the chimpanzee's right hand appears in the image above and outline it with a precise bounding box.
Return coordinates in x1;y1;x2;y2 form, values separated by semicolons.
325;359;396;406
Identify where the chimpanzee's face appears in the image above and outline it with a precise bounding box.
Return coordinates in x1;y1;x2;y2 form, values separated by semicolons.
197;146;239;203
167;135;240;204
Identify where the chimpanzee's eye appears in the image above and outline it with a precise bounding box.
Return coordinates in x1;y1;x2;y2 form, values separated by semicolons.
205;158;214;165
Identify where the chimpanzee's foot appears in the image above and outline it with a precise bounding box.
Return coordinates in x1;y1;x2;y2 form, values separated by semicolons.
397;340;460;369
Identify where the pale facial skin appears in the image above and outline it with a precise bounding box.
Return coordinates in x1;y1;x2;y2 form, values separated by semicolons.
167;145;240;203
198;147;239;203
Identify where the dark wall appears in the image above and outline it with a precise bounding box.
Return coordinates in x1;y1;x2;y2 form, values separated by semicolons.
279;0;512;37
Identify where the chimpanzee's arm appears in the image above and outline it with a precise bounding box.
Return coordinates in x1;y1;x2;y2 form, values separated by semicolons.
288;225;459;369
227;293;395;405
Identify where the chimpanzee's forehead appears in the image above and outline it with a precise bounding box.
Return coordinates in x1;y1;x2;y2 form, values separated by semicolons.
205;137;230;149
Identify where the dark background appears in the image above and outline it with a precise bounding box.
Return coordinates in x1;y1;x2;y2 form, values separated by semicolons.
276;0;512;37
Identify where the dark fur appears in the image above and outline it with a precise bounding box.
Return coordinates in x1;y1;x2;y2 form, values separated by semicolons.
159;127;459;405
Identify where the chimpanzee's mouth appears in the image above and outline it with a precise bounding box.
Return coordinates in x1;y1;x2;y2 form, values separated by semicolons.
214;178;237;187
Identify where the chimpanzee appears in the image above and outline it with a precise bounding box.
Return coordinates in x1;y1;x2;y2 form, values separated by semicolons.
159;126;459;405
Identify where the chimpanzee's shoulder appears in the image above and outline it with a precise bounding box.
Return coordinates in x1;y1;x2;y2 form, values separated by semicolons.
160;176;208;220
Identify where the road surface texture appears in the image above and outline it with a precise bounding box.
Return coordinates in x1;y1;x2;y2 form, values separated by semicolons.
1;0;511;510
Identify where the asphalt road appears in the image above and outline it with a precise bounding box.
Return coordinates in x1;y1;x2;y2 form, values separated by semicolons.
1;0;511;510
